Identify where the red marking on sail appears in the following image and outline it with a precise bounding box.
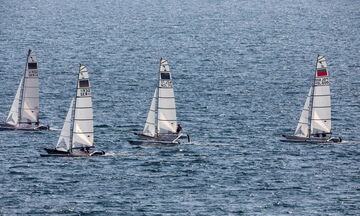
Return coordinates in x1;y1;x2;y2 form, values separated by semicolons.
317;69;328;77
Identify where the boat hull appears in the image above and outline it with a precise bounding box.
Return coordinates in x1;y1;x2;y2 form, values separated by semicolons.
128;139;180;146
130;132;190;145
134;132;190;141
41;148;105;157
0;123;50;131
0;123;15;131
281;135;342;143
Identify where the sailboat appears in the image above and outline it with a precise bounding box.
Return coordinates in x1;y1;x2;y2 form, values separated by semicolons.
281;55;342;143
0;50;49;131
41;65;105;157
128;58;190;145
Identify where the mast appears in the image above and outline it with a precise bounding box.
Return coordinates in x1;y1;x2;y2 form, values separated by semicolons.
155;58;161;137
17;50;31;126
69;64;81;152
308;55;319;138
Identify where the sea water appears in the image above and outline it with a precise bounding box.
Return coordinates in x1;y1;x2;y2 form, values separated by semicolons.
0;0;359;215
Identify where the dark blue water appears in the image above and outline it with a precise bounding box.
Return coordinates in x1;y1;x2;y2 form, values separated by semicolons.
1;0;360;215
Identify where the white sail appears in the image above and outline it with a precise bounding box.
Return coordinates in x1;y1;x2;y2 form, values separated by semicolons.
157;58;177;134
72;65;94;148
143;88;157;136
311;55;331;134
294;87;312;137
56;98;74;152
6;78;23;126
19;50;40;127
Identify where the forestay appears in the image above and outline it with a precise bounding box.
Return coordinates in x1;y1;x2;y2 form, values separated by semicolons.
72;65;94;148
143;88;157;136
311;56;331;135
56;99;74;152
157;58;177;134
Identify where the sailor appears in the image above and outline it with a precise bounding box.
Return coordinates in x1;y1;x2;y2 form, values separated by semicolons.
176;124;182;133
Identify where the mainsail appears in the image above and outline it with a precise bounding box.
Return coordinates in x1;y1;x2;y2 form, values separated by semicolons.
6;50;40;128
56;98;74;152
19;50;40;127
294;55;331;137
71;65;94;149
311;55;331;135
157;58;177;134
143;88;157;136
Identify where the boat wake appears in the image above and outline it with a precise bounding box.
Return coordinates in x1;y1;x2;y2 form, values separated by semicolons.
103;152;147;157
49;127;60;131
183;142;232;146
335;140;360;145
103;152;206;157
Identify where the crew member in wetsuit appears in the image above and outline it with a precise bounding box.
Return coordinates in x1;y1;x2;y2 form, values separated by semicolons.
176;124;182;133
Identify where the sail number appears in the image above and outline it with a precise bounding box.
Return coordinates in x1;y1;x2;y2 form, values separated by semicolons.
28;70;38;77
80;88;91;96
161;80;173;88
315;77;329;86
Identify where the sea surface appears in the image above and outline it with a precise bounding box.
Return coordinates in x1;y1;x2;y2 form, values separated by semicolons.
1;0;360;215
